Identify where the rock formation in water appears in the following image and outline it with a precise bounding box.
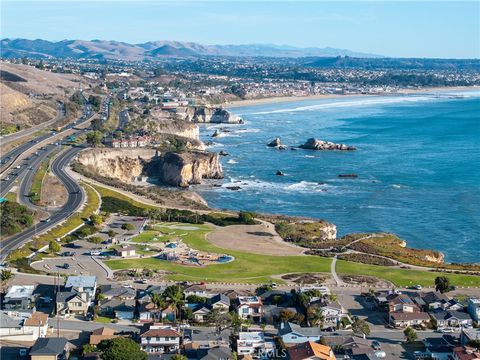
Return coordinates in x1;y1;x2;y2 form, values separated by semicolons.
183;106;243;124
159;151;224;187
300;138;356;151
267;137;282;147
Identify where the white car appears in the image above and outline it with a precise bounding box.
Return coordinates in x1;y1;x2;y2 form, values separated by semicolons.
440;327;454;333
90;250;101;256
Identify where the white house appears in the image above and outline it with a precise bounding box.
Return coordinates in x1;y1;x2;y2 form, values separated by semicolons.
278;322;322;345
3;285;35;311
236;296;263;321
237;331;274;357
0;311;48;341
320;301;346;327
140;325;181;353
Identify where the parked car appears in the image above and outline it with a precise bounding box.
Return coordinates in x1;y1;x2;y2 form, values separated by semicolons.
19;348;28;357
63;263;70;269
90;250;101;256
62;251;75;257
372;341;381;350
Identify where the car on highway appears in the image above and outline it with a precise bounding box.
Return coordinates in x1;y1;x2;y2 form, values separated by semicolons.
15;165;21;169
3;177;9;181
42;218;51;223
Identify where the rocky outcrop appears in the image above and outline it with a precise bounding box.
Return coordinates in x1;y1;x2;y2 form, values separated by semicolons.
183;106;243;124
75;148;158;183
300;138;356;151
158;151;224;187
267;137;282;147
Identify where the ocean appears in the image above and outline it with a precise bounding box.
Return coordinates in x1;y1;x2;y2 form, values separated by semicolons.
195;91;480;263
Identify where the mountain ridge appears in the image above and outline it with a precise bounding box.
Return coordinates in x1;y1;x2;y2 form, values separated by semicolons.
0;38;383;59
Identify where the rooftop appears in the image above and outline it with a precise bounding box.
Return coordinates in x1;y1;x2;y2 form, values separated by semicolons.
5;285;35;299
65;275;96;289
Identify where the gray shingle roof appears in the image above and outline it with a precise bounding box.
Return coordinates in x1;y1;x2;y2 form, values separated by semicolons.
30;337;68;355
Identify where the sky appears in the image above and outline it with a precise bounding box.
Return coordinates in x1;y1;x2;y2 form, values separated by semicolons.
1;1;479;58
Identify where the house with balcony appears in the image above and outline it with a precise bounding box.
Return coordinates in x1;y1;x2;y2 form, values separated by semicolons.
140;325;181;353
65;275;97;304
236;296;263;321
237;331;275;357
3;285;36;312
56;290;89;317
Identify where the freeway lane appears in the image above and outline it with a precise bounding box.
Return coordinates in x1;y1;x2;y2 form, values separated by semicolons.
0;146;85;262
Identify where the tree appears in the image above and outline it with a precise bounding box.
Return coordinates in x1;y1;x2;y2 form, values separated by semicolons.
307;307;325;328
0;269;13;282
107;229;117;238
97;337;147;360
86;131;103;147
90;214;103;226
435;276;451;293
279;309;296;323
230;312;243;334
121;223;135;231
205;308;232;332
49;240;61;253
186;295;207;304
162;285;185;322
89;236;103;245
82;344;98;354
151;293;167;322
171;356;187;360
238;211;256;225
403;327;417;343
352;317;371;336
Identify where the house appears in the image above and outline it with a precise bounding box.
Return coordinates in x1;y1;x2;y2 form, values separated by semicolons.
89;326;118;345
29;337;69;360
137;285;167;304
389;311;430;328
99;298;136;319
56;290;89;317
452;346;480;360
197;346;232;360
192;306;211;323
423;337;455;360
115;245;136;258
237;331;274;356
140;325;181;353
100;285;136;300
388;294;420;313
287;341;336;360
0;311;40;341
23;312;49;339
446;311;474;328
278;322;322;345
184;284;208;298
236;296;263;321
65;275;97;303
183;327;230;351
209;294;230;311
319;301;346;327
321;335;372;358
421;291;450;310
461;328;480;346
468;298;480;322
3;285;35;311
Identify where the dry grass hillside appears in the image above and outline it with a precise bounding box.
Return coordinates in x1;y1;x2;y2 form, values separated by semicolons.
0;62;89;128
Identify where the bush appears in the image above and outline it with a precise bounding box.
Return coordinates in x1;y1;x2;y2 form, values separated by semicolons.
48;240;61;253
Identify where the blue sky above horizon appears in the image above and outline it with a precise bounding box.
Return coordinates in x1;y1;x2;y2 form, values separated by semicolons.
1;1;479;58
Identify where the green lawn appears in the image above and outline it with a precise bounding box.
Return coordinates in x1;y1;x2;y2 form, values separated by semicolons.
336;260;480;288
96;183;480;287
131;230;163;243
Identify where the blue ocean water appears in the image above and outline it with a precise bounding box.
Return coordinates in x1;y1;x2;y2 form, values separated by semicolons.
195;92;480;263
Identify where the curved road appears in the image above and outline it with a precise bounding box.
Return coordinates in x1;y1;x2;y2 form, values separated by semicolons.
0;146;85;262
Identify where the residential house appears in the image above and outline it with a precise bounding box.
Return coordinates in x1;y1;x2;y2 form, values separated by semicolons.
287;341;336;360
65;275;97;304
319;301;346;327
237;331;274;357
236;296;263;321
183;327;230;351
468;298;480;322
452;346;480;360
208;294;230;311
389;312;430;328
184;284;208;298
115;245;136;258
423;337;455;360
0;311;37;341
447;311;474;328
137;285;167;304
197;346;233;360
192;306;211;323
138;302;175;323
322;335;373;358
23;312;49;339
421;292;450;310
140;325;181;353
56;290;89;317
100;285;136;300
99;298;136;320
89;327;118;345
29;337;69;360
278;322;322;345
388;294;420;313
461;328;480;346
3;285;35;311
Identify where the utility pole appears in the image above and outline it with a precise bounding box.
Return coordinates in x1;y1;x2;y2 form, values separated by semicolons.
56;272;61;337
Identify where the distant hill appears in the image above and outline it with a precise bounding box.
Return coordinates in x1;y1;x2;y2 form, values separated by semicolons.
0;38;383;60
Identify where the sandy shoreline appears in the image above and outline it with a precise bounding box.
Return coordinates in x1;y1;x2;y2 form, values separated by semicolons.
226;85;479;108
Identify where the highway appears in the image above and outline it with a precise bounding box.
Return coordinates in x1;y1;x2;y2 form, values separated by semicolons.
0;146;85;262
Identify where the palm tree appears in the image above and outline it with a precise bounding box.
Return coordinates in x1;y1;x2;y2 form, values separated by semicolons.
162;285;185;323
151;293;167;322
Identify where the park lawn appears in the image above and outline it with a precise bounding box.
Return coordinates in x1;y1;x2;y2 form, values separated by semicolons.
336;260;480;288
131;231;163;243
135;244;157;256
95;316;114;323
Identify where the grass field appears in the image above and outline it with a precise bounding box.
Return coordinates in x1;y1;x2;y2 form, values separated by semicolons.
96;183;480;287
336;260;480;288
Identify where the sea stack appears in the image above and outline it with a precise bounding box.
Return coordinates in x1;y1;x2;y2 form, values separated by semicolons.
300;138;356;151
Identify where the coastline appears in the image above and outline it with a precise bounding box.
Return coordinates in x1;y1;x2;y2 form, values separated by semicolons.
226;85;479;108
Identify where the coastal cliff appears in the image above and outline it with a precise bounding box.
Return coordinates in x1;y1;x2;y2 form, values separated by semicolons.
159;151;224;187
182;106;243;124
74;148;223;187
75;148;158;182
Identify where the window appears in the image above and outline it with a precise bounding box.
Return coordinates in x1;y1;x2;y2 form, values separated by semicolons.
242;308;249;314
